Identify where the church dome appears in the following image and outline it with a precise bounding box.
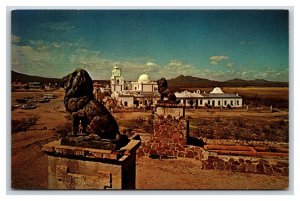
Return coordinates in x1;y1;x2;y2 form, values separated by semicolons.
138;73;150;83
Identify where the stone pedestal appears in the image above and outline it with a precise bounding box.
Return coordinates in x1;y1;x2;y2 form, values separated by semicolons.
155;103;185;118
42;137;140;189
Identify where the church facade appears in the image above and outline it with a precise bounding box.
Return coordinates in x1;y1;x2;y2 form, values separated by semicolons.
110;64;160;108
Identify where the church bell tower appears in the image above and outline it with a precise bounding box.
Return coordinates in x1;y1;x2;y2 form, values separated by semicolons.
110;64;124;92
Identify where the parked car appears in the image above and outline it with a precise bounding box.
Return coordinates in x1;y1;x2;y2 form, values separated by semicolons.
21;103;37;110
38;98;50;103
16;98;28;104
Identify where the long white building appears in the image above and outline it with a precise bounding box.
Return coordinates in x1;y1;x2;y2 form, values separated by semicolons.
175;87;242;108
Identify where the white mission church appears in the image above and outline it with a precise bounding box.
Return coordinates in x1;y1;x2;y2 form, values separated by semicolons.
110;64;160;108
107;64;242;108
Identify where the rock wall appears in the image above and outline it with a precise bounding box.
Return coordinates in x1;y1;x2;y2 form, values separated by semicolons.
136;115;204;160
201;153;288;176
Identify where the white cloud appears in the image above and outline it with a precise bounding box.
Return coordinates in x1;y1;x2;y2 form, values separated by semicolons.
11;39;288;82
158;60;197;79
209;55;229;65
12;39;160;80
146;62;157;66
40;21;75;32
226;63;235;68
11;35;21;43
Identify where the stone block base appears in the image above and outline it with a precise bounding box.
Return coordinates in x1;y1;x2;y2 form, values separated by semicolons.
43;138;140;189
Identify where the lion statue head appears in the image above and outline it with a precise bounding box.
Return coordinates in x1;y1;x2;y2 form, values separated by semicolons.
62;68;94;113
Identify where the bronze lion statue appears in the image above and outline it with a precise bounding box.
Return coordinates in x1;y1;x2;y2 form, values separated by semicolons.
157;77;177;103
62;68;120;140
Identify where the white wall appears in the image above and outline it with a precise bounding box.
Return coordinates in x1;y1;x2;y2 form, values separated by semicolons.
119;96;134;108
142;84;154;92
132;83;139;91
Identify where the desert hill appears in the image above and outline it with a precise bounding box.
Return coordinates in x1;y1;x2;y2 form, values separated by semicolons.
168;75;288;89
11;70;109;86
12;70;62;85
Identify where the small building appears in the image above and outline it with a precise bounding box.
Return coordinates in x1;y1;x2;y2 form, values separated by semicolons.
28;82;42;89
43;93;54;99
12;81;26;89
113;91;160;109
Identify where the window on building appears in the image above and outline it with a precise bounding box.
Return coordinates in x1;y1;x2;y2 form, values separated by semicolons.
124;101;128;107
237;100;239;105
218;100;221;105
224;100;227;105
200;100;203;105
231;100;233;105
117;79;119;84
208;100;210;105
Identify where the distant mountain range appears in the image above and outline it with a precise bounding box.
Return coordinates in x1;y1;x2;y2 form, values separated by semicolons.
12;70;62;85
11;70;109;86
11;70;288;88
168;75;288;88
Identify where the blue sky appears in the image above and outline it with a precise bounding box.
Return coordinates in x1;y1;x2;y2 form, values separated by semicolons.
11;10;289;81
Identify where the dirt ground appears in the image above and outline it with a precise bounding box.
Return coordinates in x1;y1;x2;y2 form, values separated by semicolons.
136;157;288;190
10;89;289;190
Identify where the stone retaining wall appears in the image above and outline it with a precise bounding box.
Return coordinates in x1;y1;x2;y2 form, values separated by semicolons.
201;152;288;176
137;140;204;160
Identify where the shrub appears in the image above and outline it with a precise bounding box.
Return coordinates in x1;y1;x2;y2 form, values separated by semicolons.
119;116;153;133
12;115;40;133
205;103;212;108
234;118;245;128
215;117;221;123
54;121;72;137
149;153;160;159
233;128;240;140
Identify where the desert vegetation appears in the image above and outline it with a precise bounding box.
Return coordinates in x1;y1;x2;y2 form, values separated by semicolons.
117;114;154;135
189;115;288;142
222;87;289;109
11;115;40;133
